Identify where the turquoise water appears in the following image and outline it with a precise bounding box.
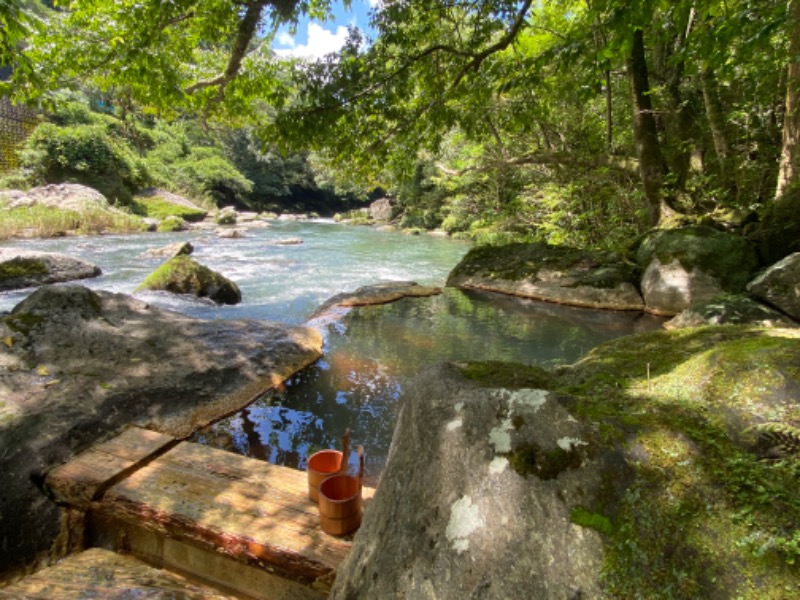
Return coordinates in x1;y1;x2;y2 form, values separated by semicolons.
0;220;664;482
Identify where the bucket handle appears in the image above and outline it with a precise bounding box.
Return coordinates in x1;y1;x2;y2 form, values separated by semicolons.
340;428;351;476
357;445;365;490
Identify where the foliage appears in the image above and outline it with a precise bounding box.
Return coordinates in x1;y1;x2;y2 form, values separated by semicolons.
0;204;147;239
19;121;150;205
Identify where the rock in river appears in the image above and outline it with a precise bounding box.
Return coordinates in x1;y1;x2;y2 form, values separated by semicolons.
0;248;101;291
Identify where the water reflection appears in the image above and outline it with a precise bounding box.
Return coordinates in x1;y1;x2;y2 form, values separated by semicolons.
194;288;664;485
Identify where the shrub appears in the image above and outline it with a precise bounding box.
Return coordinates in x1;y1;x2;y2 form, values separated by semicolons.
20;122;150;205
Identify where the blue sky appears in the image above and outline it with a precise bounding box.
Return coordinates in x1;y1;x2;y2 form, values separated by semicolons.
273;0;380;59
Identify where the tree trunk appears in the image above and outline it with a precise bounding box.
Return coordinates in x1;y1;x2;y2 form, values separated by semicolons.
700;66;736;199
627;28;669;226
776;0;800;199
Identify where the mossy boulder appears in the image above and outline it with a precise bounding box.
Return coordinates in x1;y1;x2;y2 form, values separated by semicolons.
337;328;800;598
747;252;800;321
132;189;208;222
635;226;760;315
446;242;643;310
137;256;241;305
756;187;800;264
156;215;187;232
215;207;238;225
0;249;101;291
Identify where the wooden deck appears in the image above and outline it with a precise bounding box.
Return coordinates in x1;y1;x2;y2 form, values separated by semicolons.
38;427;375;598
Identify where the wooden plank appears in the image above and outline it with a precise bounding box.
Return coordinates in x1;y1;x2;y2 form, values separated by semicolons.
0;548;236;599
98;442;374;592
45;427;177;507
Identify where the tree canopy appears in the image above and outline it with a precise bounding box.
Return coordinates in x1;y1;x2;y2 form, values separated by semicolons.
4;0;800;248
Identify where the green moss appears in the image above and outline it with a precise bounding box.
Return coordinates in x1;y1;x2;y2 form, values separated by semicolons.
156;215;185;232
0;257;48;281
552;325;800;596
136;255;241;304
446;242;635;288
634;226;759;291
133;196;207;222
3;312;45;334
570;506;615;535
459;361;555;389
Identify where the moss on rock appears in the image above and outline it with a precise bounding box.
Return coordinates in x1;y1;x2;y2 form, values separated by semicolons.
137;256;241;305
554;325;800;597
133;195;207;222
634;226;760;291
458;360;556;389
0;257;48;282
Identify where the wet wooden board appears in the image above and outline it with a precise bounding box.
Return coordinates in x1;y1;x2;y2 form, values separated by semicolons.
98;441;374;593
45;427;177;507
0;548;236;599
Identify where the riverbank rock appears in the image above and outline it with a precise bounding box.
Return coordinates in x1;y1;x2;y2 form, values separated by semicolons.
335;327;800;597
139;241;194;259
446;242;644;311
664;294;798;329
133;188;208;222
747;252;800;321
369;197;394;222
0;249;101;291
136;256;242;305
309;281;441;322
635;226;760;316
0;284;323;580
7;183;110;212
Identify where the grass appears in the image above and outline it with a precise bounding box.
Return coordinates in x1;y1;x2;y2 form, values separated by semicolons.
0;205;148;239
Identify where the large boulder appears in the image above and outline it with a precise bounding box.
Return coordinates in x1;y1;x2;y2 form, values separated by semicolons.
747;252;800;321
136;256;242;305
9;183;110;212
635;226;760;315
0;285;323;580
0;249;101;291
369;197;394;222
446;242;644;310
335;327;800;598
332;362;611;599
664;294;798;329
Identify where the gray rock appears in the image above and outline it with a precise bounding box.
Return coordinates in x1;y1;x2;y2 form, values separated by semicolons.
0;249;102;291
332;363;618;599
635;226;759;316
369;197;394;222
747;252;800;321
139;241;194;259
215;207;238;225
216;228;246;239
270;237;303;245
447;242;644;311
0;285;323;578
664;294;798;329
11;183;111;212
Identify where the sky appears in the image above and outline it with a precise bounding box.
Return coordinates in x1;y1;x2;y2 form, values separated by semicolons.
272;0;381;59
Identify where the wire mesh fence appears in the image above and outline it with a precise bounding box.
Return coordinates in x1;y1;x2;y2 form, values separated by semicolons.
0;96;39;173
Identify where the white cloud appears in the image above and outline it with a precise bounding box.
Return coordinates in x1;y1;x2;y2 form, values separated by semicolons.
274;23;350;59
366;0;382;7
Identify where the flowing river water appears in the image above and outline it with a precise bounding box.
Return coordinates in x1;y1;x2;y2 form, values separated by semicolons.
0;219;664;484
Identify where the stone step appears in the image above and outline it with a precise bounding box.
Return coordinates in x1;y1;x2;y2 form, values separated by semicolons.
43;427;374;598
0;547;237;599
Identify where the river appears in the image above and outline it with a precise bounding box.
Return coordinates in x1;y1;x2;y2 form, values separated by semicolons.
0;219;664;483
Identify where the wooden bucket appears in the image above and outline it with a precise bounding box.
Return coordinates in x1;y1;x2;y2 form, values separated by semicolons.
307;429;349;503
318;446;364;536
